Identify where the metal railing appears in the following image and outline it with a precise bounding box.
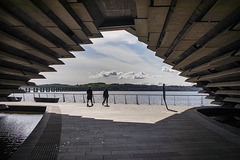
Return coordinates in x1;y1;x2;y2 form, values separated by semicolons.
11;92;211;106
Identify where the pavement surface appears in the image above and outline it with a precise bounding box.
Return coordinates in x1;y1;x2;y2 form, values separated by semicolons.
4;102;240;160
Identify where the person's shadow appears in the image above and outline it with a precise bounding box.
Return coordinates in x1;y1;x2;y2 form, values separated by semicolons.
167;108;177;112
87;104;94;107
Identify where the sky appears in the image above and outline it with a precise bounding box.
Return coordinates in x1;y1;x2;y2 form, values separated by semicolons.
31;30;192;86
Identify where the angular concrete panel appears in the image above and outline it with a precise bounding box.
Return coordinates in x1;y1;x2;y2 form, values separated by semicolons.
134;18;148;37
202;0;240;21
136;0;151;18
148;7;169;32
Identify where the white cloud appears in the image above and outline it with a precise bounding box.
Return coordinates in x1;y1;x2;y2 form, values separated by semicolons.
134;72;148;79
118;71;135;79
161;66;179;73
89;70;120;78
89;70;149;80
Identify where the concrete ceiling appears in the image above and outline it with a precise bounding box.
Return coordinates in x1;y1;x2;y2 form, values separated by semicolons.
0;0;240;107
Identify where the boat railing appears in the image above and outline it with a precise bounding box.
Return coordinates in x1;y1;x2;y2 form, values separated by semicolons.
12;92;208;106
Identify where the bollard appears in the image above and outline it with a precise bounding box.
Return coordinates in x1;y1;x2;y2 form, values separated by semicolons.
136;95;139;105
161;96;163;105
63;94;65;102
148;95;151;105
114;95;116;104
125;95;127;104
83;94;85;103
73;94;76;103
23;93;25;101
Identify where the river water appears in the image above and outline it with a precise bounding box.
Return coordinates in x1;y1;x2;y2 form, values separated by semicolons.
0;113;43;160
13;91;214;106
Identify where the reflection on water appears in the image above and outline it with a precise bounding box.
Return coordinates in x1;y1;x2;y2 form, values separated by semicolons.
0;113;43;160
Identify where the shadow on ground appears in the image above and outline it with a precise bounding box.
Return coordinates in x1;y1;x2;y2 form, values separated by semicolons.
8;106;240;160
58;108;240;160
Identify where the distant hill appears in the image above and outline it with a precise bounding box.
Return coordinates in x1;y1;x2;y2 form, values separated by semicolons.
35;83;200;91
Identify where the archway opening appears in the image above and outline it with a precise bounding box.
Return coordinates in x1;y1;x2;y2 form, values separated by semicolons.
31;30;191;86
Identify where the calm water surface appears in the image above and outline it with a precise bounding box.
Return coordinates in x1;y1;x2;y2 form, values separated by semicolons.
0;113;43;160
13;91;214;106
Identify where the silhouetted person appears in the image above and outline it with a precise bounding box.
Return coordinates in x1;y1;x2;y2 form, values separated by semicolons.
87;87;93;106
102;88;109;106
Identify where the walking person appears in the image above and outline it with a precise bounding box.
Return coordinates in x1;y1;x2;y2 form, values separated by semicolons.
102;88;109;106
87;87;93;107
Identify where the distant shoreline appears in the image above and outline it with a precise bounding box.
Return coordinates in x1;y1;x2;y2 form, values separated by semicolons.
22;83;200;92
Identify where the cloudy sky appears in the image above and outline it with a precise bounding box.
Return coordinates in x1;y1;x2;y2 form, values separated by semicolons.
31;30;192;86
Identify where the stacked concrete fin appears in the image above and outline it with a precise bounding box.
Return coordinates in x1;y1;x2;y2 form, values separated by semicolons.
146;0;240;107
0;0;102;101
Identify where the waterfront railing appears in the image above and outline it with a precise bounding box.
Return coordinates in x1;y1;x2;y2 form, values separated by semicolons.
12;92;211;106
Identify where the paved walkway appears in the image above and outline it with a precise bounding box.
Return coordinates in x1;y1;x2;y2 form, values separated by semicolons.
5;102;240;160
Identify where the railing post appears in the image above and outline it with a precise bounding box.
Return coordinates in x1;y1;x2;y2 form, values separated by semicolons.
148;95;150;105
73;94;76;103
187;96;189;106
136;95;139;105
201;96;203;106
161;95;163;105
38;93;40;98
47;93;48;98
83;94;85;103
114;94;116;104
23;93;25;101
174;96;175;106
63;94;65;102
54;93;56;98
125;94;127;104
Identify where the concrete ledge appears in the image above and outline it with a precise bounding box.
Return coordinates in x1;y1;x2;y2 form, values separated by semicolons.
193;107;240;144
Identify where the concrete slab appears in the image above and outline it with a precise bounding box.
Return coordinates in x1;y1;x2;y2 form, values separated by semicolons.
166;0;201;32
160;31;178;48
173;48;217;70
182;22;218;41
148;32;161;48
136;0;151;18
166;50;183;61
134;19;148;37
148;7;169;32
206;31;240;48
154;0;172;6
174;40;195;51
201;0;240;21
155;47;168;58
0;31;60;63
42;0;81;30
69;3;94;22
